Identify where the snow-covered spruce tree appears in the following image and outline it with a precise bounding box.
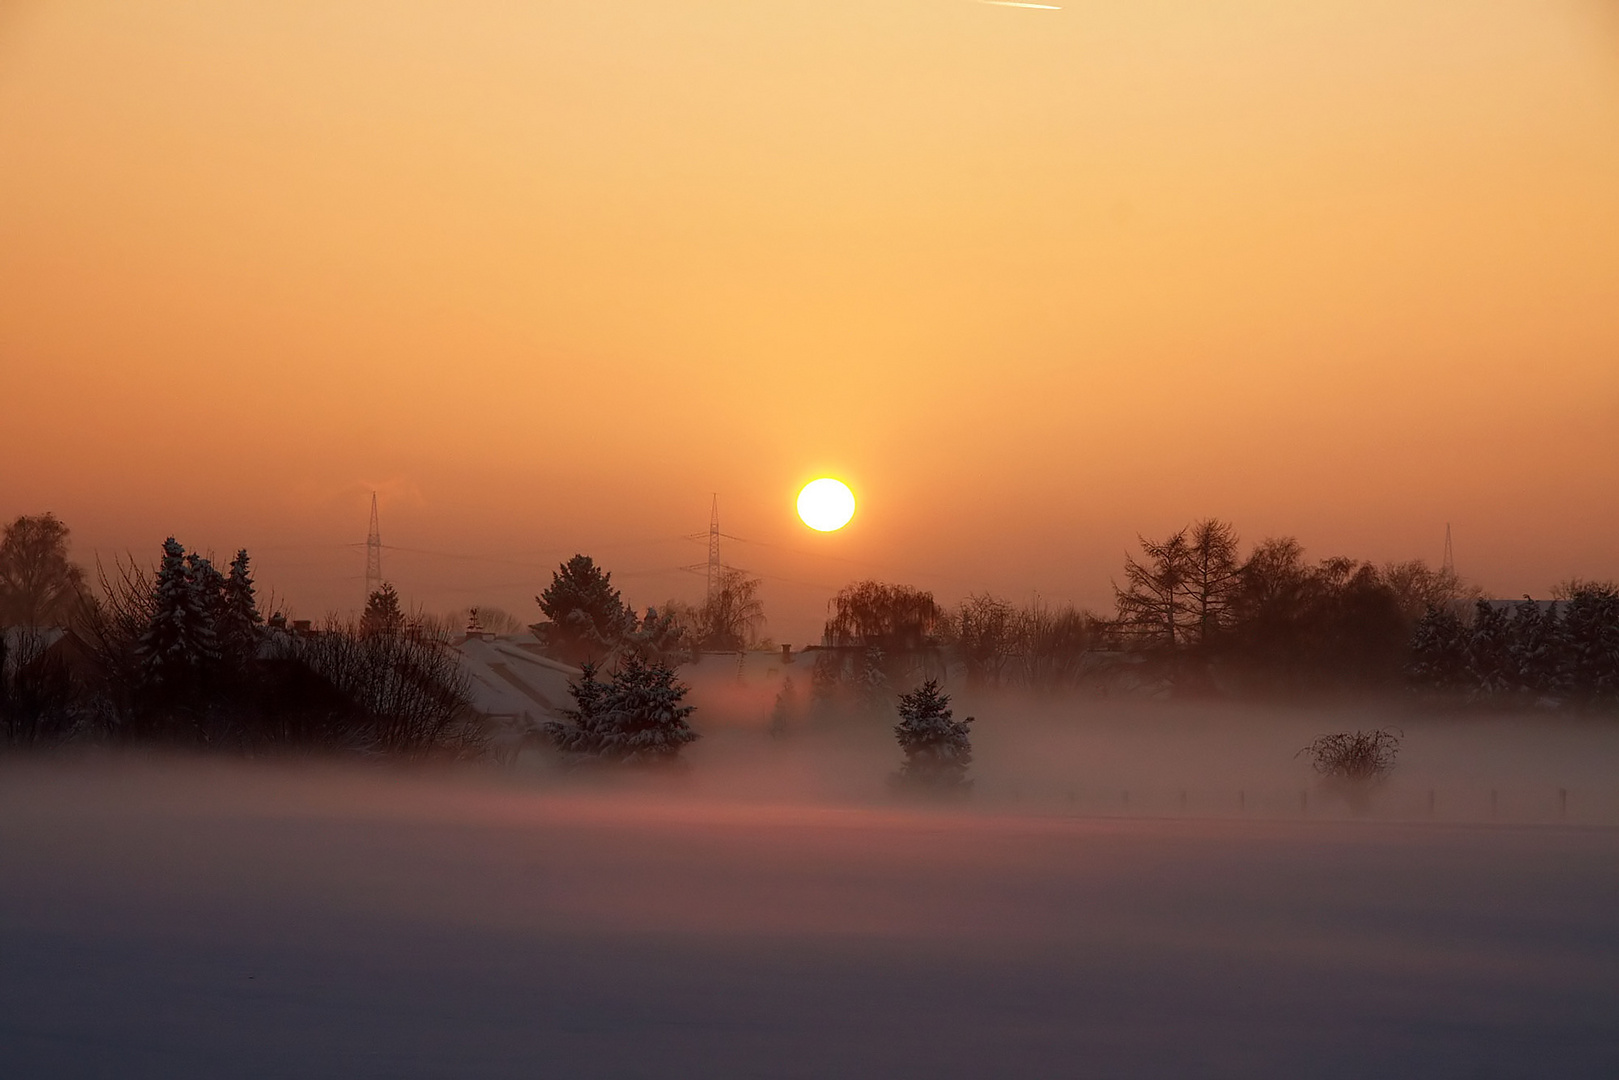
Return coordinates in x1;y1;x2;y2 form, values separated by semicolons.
544;661;609;755
543;654;698;765
534;555;635;665
1408;605;1467;692
1508;597;1565;700
139;538;205;696
220;549;263;668
623;605;695;666
1561;584;1619;705
184;553;225;671
892;679;974;792
1465;599;1513;698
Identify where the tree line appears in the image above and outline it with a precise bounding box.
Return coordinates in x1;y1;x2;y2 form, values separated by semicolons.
1410;588;1619;708
5;507;1618;759
0;514;475;752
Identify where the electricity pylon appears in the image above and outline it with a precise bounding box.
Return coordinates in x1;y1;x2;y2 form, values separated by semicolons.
365;492;383;603
683;494;744;598
705;494;722;600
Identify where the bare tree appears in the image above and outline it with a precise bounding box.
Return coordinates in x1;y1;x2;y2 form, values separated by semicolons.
1381;560;1474;622
824;581;943;653
1185;519;1241;647
0;514;88;628
699;567;765;651
1014;600;1095;690
284;618;478;757
1113;529;1196;650
951;593;1017;687
825;580;943;683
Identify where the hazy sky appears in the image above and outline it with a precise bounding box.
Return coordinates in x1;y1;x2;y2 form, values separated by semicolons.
2;1;1616;642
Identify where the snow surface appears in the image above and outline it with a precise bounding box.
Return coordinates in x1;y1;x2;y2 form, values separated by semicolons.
2;753;1616;1079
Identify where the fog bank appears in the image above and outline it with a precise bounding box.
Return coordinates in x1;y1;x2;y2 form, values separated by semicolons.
3;735;1617;1077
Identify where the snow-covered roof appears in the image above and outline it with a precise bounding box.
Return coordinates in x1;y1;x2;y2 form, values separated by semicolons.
454;635;579;723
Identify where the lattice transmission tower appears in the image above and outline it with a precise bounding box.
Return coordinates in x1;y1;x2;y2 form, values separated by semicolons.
683;494;743;599
365;492;383;602
705;494;722;600
1442;522;1454;576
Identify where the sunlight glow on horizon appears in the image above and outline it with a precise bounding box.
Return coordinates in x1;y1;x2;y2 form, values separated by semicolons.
0;0;1615;636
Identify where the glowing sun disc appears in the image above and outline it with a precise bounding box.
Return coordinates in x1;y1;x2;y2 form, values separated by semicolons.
797;478;856;532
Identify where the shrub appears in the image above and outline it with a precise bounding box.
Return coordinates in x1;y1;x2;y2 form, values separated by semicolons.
1299;728;1400;783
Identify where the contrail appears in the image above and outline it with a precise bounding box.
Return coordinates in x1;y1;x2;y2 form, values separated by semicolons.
978;1;1062;8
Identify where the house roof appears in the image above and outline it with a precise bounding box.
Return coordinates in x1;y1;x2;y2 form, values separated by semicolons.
454;635;579;722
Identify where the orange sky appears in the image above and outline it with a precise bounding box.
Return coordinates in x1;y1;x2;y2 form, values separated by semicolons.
2;1;1616;643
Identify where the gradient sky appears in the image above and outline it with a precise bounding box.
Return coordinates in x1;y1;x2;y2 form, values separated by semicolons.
2;1;1616;642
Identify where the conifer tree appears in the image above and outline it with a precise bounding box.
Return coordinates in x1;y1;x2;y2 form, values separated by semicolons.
1508;597;1563;698
1562;584;1619;704
623;606;695;665
543;654;698;764
1408;605;1467;691
534;555;634;665
184;553;225;668
892;679;974;791
362;583;405;637
545;661;609;756
220;549;263;667
140;538;198;692
1466;600;1513;697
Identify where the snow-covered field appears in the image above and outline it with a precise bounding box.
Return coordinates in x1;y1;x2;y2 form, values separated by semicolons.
3;709;1617;1078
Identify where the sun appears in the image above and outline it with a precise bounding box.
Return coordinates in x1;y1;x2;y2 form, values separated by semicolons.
797;478;856;532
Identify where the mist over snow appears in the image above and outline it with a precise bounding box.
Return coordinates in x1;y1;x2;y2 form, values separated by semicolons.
4;695;1618;1078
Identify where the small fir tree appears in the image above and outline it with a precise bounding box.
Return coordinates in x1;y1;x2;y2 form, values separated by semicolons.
363;583;405;637
892;679;974;792
543;654;698;764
